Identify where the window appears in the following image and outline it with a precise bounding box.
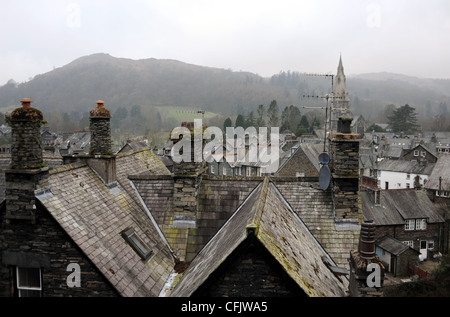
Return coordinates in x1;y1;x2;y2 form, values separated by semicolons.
416;219;427;230
211;165;215;174
406;183;410;189
406;173;410;180
405;219;415;231
16;267;41;297
403;241;414;248
121;228;153;261
421;151;426;157
405;219;427;231
414;150;419;156
428;241;435;250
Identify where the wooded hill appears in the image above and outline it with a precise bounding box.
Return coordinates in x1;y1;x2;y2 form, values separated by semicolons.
1;53;449;128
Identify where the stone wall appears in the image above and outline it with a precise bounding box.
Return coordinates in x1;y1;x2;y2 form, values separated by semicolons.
192;235;306;297
89;118;112;155
4;169;48;222
0;203;119;297
9;121;44;169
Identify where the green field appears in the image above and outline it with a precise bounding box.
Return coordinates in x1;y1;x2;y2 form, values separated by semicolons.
155;106;217;122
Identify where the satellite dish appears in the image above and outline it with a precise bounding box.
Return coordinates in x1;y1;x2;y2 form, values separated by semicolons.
319;165;331;190
318;152;330;165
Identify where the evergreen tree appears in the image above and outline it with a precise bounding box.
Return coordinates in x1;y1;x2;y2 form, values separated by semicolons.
223;117;232;131
387;104;420;134
267;100;279;128
256;104;266;128
235;114;246;128
245;111;255;128
280;105;301;133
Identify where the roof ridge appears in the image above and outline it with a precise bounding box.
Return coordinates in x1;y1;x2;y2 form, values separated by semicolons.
246;177;270;236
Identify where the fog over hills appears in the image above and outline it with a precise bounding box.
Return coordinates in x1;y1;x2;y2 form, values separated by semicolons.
1;53;449;122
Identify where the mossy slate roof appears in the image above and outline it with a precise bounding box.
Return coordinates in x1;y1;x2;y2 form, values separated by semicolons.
35;148;175;297
170;178;349;297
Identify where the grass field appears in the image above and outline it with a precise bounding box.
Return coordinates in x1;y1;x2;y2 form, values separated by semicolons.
155;106;217;122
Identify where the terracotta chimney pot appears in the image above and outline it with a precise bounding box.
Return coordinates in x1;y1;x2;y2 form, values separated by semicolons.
21;98;33;108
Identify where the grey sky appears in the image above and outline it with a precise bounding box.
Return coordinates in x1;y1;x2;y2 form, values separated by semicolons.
1;0;450;85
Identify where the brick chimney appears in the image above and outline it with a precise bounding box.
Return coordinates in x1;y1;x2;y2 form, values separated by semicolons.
4;98;49;223
329;117;361;224
349;221;385;296
63;100;116;185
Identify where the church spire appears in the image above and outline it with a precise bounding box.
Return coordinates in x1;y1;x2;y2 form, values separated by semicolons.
333;54;348;100
331;55;353;131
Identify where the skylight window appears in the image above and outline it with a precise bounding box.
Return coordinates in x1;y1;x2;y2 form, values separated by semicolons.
121;228;153;261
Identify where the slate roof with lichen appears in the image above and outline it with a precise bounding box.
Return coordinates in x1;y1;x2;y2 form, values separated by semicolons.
273;179;361;270
34;148;175;297
130;174;262;262
170;178;349;297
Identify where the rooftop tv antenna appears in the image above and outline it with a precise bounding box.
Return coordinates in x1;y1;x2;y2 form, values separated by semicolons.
301;73;347;152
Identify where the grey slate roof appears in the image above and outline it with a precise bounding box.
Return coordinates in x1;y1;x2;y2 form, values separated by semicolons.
35;148;175;297
362;190;445;225
274;179;361;269
131;174;263;261
376;236;419;256
377;159;435;175
170;178;348;297
425;154;450;191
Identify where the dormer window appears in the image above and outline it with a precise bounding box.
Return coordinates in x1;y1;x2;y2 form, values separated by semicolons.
121;228;153;261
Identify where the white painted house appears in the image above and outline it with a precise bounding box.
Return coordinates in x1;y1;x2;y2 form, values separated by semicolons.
377;159;435;190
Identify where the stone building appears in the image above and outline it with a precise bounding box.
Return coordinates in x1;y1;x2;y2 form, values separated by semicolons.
1;98;367;297
361;189;445;262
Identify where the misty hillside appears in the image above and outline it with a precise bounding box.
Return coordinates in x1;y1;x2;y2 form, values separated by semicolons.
0;53;304;115
1;53;449;122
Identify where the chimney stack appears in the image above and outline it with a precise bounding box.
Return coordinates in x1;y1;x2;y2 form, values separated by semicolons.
358;221;376;260
349;221;385;297
4;98;48;223
63;100;116;185
329;117;361;223
89;100;112;155
168;121;207;261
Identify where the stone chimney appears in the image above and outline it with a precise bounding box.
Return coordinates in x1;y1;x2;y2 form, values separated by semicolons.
349;221;385;297
168;121;207;261
4;98;49;223
63;100;116;185
171;121;206;215
329;117;361;224
89;100;112;155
